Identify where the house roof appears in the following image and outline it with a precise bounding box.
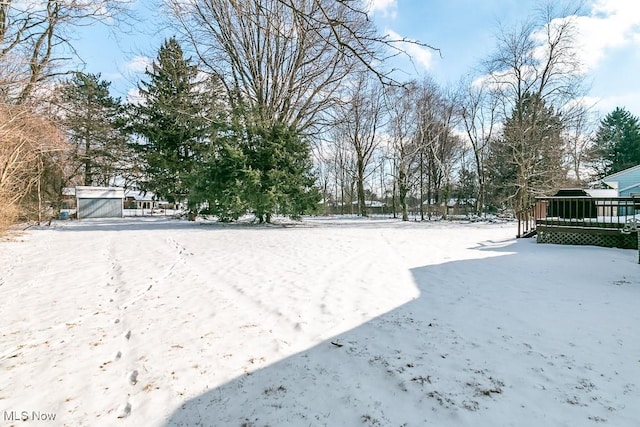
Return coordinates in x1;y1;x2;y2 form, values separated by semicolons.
619;183;640;193
600;164;640;196
585;188;617;197
601;164;640;182
125;190;156;201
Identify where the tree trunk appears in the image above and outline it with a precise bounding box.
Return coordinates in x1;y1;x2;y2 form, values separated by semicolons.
474;151;484;215
37;167;42;226
427;169;432;220
442;179;450;220
356;158;367;217
399;168;408;221
419;150;424;221
84;137;92;186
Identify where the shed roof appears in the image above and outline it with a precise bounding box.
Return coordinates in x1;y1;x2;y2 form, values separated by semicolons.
75;186;124;199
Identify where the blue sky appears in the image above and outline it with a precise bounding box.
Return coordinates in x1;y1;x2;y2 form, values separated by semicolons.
74;0;640;119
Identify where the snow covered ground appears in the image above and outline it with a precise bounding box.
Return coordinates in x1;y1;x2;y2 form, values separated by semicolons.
1;216;639;427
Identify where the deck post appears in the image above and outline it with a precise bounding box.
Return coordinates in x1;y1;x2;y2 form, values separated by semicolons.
621;218;639;264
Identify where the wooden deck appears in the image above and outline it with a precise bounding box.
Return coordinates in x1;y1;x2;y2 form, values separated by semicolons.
517;196;640;249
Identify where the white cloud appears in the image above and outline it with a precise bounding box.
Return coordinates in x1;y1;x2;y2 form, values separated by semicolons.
386;29;434;70
126;87;145;105
367;0;397;18
123;55;153;74
573;0;640;71
565;95;601;110
589;91;640;116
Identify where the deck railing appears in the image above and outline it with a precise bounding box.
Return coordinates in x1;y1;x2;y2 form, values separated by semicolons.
516;202;542;237
527;196;640;252
517;196;640;238
535;196;639;231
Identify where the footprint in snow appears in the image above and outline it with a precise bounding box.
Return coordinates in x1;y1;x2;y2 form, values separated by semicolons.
129;370;138;385
116;402;131;418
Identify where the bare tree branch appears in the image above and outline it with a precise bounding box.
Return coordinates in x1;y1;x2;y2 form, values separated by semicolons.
165;0;437;132
0;0;134;104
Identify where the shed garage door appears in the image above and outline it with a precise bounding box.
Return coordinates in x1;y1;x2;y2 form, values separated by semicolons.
78;198;123;219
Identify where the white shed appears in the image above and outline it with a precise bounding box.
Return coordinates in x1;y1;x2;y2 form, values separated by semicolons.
76;186;124;219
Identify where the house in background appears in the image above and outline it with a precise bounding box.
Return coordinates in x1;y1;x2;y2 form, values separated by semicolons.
125;190;158;210
124;190;175;210
600;164;640;197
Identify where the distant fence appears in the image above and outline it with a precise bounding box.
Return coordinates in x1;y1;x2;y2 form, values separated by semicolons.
320;204;477;218
123;208;180;217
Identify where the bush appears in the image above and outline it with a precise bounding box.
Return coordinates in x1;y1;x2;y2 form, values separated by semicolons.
0;104;66;234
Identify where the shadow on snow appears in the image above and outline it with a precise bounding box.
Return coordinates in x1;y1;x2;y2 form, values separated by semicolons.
162;239;639;426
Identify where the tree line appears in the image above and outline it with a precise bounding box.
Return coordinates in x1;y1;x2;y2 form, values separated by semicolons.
1;1;639;232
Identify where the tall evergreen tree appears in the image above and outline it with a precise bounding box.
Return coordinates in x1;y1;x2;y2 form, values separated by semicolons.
488;92;565;210
590;107;640;178
129;37;215;216
241;121;320;223
190;123;249;222
56;72;127;186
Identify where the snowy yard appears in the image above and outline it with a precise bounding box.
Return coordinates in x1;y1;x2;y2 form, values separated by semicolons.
1;217;639;426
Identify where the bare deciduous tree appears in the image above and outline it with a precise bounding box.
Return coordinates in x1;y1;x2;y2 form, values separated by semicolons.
385;81;419;221
0;103;65;231
415;79;462;220
272;0;438;85
563;102;596;185
485;3;585;211
166;0;353;131
459;77;499;214
332;73;384;216
0;0;132;103
165;0;436;131
328;133;356;214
